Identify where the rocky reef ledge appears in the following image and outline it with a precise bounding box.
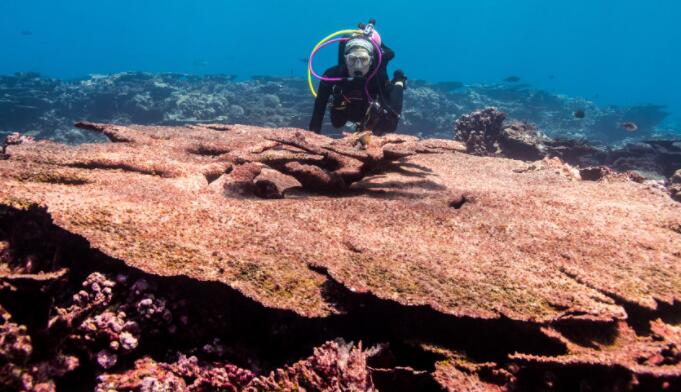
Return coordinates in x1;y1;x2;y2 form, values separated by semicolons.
1;124;680;391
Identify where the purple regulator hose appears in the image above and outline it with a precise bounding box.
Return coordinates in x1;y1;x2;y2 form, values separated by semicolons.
309;37;349;82
364;38;383;103
309;35;383;103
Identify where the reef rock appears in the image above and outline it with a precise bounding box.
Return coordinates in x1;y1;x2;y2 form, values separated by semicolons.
1;132;34;159
454;108;506;156
498;121;551;161
1;123;679;319
1;123;681;390
672;169;681;185
670;169;681;202
453;108;597;164
453;108;681;183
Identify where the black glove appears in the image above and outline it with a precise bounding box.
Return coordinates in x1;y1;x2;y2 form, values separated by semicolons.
392;69;407;89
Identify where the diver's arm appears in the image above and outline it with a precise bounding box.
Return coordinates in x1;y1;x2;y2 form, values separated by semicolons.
309;79;332;133
381;44;395;64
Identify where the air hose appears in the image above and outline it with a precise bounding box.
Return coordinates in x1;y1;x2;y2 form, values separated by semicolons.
307;23;383;103
307;29;361;97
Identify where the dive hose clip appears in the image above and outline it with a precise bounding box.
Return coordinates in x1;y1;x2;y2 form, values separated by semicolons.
360;19;376;39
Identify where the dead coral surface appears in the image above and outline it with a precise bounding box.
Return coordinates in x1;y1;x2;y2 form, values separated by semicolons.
1;123;677;321
1;123;681;390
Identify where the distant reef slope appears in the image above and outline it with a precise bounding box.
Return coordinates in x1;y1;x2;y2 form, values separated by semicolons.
0;72;674;144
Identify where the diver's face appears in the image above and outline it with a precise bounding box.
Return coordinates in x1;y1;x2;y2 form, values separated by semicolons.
345;49;372;77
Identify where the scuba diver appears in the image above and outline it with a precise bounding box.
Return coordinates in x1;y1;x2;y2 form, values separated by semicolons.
308;20;406;136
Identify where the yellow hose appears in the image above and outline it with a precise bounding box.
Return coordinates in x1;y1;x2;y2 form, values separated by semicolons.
308;29;363;97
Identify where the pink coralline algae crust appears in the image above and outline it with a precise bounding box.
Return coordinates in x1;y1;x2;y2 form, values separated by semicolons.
0;123;680;323
248;341;375;391
512;320;681;378
0;303;80;392
2;132;35;159
1;123;679;323
0;256;194;391
433;361;507;392
95;357;189;391
95;341;374;392
1;123;681;389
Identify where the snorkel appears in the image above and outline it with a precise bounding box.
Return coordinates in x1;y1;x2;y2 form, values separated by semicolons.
307;20;383;103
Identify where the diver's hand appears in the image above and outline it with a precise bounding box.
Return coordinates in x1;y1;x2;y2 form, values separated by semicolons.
392;69;407;89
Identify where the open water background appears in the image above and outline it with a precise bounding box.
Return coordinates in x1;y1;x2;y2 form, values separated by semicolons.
1;0;680;127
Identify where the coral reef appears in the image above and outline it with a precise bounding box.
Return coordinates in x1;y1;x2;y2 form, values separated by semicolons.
0;203;382;391
453;108;506;156
511;320;681;390
95;340;375;392
0;204;380;391
1;131;34;159
454;107;681;194
247;341;375;391
1;124;680;390
0;72;677;144
670;169;681;202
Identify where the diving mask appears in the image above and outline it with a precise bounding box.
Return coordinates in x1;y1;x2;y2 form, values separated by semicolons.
345;48;372;77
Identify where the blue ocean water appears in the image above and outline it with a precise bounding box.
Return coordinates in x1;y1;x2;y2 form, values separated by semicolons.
2;0;680;125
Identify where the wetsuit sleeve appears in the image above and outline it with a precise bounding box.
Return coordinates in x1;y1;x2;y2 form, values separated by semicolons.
308;68;338;133
381;44;395;64
309;79;332;133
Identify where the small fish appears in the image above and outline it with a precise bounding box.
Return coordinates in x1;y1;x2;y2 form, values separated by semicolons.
355;131;372;149
574;109;585;119
503;76;521;83
299;58;309;64
618;122;638;132
192;59;208;67
548;74;555;80
20;30;32;36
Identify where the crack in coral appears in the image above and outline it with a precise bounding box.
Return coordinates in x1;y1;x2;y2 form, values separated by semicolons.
65;161;174;178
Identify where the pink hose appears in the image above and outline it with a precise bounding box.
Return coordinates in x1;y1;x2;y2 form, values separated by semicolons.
309;37;350;82
364;37;383;103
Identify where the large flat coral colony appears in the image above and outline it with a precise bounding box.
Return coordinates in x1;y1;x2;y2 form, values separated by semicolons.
1;118;680;390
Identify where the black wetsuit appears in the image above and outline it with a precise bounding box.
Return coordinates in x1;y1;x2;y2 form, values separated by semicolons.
309;44;404;135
